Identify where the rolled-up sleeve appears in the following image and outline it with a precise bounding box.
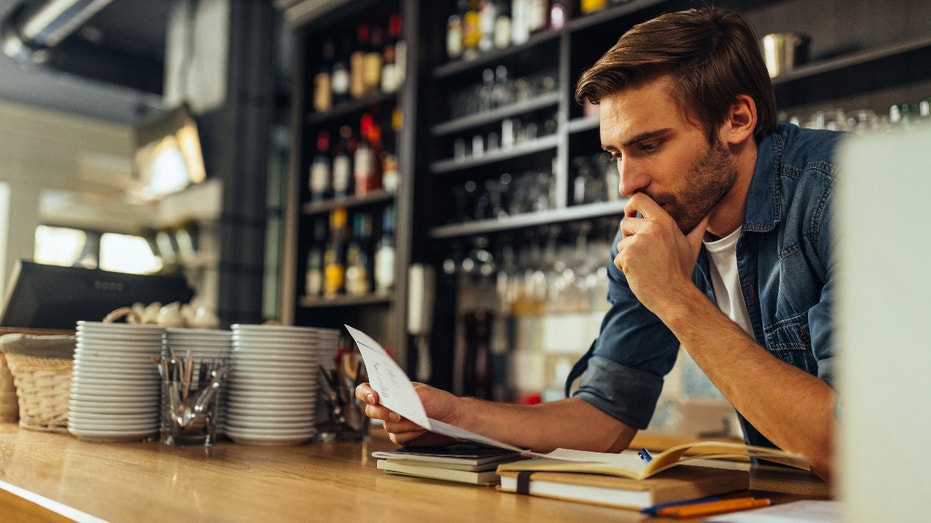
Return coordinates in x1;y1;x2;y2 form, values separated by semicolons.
566;230;681;429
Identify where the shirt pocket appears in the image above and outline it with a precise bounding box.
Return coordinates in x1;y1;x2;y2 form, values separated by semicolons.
763;313;818;375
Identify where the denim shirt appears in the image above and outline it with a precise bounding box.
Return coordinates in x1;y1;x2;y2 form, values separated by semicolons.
566;123;843;448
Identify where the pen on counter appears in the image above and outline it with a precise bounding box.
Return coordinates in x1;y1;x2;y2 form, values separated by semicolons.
640;496;721;515
656;497;772;518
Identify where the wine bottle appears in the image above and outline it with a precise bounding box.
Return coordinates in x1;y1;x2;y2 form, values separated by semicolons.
374;205;396;293
304;220;326;297
381;106;402;193
354;114;381;197
478;0;497;53
350;24;369;99
331;37;351;105
363;24;384;96
462;0;481;60
312;38;335;112
332;125;354;199
324;207;348;297
446;13;463;59
381;13;404;93
309;130;331;202
345;212;373;296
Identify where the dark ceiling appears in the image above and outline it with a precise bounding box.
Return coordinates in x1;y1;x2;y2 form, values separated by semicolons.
0;0;169;124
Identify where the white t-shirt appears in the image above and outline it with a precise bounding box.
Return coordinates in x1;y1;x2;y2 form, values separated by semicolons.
703;227;754;337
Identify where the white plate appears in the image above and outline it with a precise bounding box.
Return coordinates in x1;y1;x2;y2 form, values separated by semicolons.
68;426;157;442
227;378;317;388
231;324;319;335
68;412;159;425
68;402;158;415
68;420;159;432
232;338;318;349
226;400;316;412
75;341;163;352
227;388;315;399
72;366;157;378
224;420;315;431
77;321;166;332
74;348;158;359
69;390;159;402
230;353;316;365
226;433;312;446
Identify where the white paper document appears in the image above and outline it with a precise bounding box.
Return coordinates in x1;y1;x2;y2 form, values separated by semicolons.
346;325;528;453
706;500;840;522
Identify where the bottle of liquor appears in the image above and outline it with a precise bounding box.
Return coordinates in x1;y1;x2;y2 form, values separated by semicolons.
461;0;481;60
309;130;331;202
580;0;608;15
363;24;384;96
304;220;326;297
527;0;550;34
345;212;373;296
374;204;396;294
381;13;404;93
381;106;402;193
312;38;335;112
354;114;381;197
511;0;530;45
478;0;498;54
446;13;463;59
332;125;355;199
392;13;407;88
493;0;511;50
331;36;351;105
323;207;348;297
350;23;369;99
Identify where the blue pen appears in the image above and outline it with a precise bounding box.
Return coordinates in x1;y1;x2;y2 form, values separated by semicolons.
640;496;722;515
638;448;653;463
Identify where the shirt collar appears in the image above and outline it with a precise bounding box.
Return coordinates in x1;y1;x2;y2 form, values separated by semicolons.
743;124;786;233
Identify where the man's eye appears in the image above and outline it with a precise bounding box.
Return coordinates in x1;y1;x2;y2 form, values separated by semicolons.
641;141;661;153
606;151;622;162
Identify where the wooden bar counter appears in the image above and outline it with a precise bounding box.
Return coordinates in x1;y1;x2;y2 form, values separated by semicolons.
0;422;830;522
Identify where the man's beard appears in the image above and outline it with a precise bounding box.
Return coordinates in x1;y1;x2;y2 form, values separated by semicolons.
648;138;737;234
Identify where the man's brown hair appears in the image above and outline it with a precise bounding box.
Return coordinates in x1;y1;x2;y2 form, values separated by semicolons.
575;8;776;143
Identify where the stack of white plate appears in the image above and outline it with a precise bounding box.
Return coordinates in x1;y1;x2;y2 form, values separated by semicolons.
166;328;232;430
315;328;341;372
226;324;321;445
68;321;165;442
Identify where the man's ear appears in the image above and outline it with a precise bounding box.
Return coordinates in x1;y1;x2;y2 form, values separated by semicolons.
721;94;757;145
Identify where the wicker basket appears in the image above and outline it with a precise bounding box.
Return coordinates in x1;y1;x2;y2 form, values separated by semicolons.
4;353;73;432
0;353;19;422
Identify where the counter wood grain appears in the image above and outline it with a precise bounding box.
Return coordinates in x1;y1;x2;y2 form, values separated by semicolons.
0;423;830;522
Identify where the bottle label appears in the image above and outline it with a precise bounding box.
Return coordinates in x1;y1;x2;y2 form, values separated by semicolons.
310;161;330;195
305;270;323;296
332;156;351;193
332;67;350;99
363;52;383;95
313;73;332;112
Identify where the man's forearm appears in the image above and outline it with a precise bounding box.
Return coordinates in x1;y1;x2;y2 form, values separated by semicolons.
457;396;638;454
662;287;836;481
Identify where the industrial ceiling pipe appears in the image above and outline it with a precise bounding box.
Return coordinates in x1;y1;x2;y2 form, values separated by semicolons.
1;0;113;64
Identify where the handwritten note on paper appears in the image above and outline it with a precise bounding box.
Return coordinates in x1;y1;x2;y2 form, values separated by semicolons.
345;325;527;453
345;325;430;428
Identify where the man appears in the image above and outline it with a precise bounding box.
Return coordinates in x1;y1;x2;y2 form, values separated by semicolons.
357;7;840;483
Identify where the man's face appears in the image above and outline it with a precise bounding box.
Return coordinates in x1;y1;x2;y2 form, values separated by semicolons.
599;76;737;234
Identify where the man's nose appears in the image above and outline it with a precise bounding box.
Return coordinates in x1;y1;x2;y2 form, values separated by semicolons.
617;159;649;197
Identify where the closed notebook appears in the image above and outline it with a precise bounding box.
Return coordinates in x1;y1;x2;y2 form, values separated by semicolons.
497;464;750;510
376;459;502;486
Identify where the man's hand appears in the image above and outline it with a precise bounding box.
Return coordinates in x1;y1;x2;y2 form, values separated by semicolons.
615;193;708;314
356;382;460;447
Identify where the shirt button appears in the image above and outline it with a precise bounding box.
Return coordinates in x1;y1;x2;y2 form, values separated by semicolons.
799;330;811;343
